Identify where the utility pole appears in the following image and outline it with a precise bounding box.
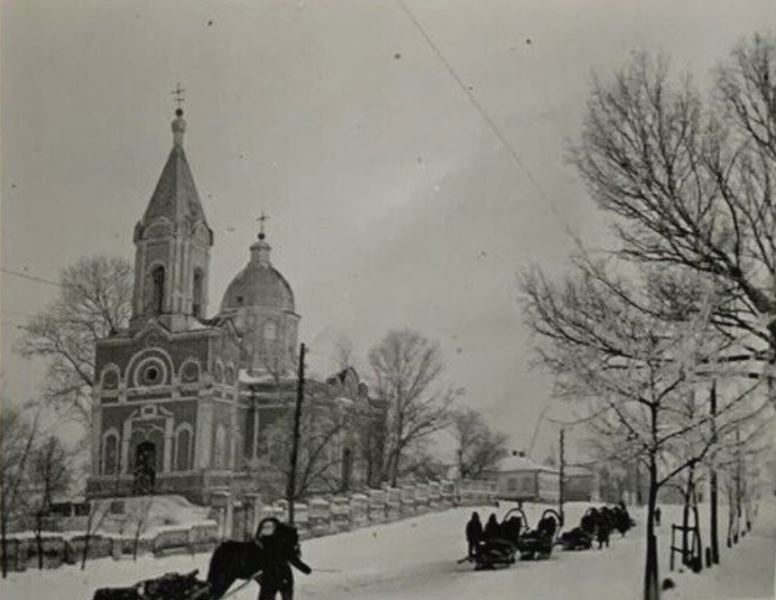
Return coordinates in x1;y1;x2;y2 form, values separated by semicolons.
709;381;719;565
287;343;306;525
558;428;565;525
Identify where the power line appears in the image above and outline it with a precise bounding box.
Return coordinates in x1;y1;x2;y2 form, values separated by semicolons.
1;267;60;288
393;0;570;230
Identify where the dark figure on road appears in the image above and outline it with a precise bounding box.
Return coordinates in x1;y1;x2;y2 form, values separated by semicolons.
255;517;312;600
502;516;522;544
596;507;611;549
484;513;501;540
465;512;483;558
655;506;662;527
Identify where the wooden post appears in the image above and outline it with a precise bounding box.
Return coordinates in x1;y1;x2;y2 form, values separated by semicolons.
287;343;306;525
558;428;565;525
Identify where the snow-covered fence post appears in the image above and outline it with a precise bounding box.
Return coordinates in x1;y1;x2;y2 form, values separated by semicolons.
385;487;401;521
243;493;262;540
400;485;416;516
428;482;441;510
368;489;386;524
294;503;310;539
415;483;430;513
440;480;455;507
330;496;351;533
209;489;231;541
350;493;368;529
308;498;330;538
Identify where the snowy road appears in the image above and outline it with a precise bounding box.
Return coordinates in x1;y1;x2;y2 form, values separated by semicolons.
2;501;774;600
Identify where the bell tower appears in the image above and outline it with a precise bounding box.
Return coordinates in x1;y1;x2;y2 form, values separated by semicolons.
130;92;213;331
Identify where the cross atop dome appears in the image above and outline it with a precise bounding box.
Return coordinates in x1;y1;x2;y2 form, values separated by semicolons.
172;83;186;115
257;211;269;240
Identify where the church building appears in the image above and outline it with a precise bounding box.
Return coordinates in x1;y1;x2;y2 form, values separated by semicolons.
86;107;385;503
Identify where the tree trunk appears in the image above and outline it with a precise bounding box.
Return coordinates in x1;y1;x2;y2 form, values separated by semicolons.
709;382;719;564
644;455;660;600
681;466;695;565
691;484;702;572
81;507;94;570
710;468;719;562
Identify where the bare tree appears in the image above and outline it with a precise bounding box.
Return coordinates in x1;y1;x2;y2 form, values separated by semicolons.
570;41;776;407
128;496;154;561
264;387;354;500
17;256;133;426
368;330;459;487
520;257;766;600
334;335;355;371
29;436;71;570
451;407;509;480
79;498;113;570
0;404;40;577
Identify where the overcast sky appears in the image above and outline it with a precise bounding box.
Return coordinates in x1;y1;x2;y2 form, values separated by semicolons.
3;0;776;460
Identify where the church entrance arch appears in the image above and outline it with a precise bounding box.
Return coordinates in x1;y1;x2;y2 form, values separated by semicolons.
133;440;157;495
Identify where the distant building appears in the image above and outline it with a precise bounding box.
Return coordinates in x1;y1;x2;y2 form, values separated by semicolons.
86;108;386;503
485;453;560;503
564;466;595;501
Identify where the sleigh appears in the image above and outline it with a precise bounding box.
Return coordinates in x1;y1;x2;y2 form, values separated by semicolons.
468;507;527;570
515;508;561;560
92;570;212;600
557;507;597;551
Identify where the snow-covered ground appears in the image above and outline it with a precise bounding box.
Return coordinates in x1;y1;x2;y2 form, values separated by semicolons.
2;501;774;600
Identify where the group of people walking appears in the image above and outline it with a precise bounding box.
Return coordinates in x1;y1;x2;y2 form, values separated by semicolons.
465;511;524;557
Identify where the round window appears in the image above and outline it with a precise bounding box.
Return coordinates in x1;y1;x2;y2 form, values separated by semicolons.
140;363;164;386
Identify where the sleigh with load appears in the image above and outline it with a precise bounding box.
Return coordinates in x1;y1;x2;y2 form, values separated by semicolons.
467;507;562;569
514;508;561;560
92;570;213;600
557;507;597;551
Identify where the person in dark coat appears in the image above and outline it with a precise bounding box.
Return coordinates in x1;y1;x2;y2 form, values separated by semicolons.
207;540;265;599
255;517;312;600
484;513;501;540
465;512;484;557
654;506;662;527
502;516;522;544
596;508;611;549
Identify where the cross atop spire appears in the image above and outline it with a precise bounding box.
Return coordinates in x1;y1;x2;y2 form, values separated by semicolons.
257;211;270;240
172;83;185;113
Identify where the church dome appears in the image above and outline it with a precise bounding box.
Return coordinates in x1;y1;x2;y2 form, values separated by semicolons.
220;235;295;313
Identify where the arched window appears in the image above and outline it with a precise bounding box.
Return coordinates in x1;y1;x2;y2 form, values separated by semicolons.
151;266;165;315
264;321;277;341
102;430;119;475
174;425;192;471
192;268;204;318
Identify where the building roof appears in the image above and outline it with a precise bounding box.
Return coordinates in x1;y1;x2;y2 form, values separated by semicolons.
565;465;594;477
141;113;208;228
220;237;296;313
495;454;559;474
